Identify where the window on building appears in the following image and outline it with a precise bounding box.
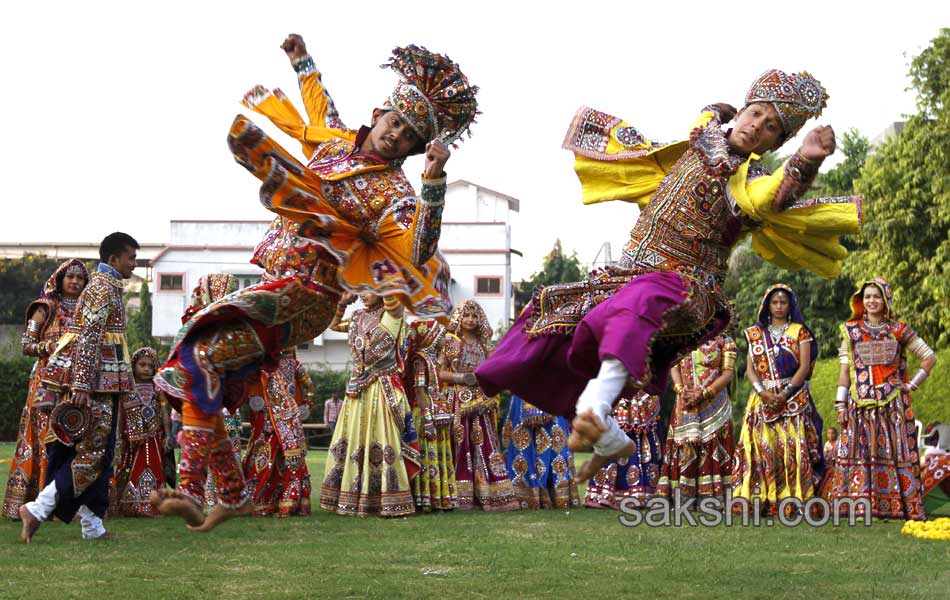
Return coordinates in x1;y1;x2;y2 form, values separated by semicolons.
158;274;184;291
236;275;262;289
475;276;502;295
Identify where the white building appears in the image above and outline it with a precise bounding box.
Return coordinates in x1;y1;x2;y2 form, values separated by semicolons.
439;179;520;332
149;220;269;336
148;179;520;370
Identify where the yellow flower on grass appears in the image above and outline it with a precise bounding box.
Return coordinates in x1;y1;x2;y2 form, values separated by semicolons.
901;518;950;541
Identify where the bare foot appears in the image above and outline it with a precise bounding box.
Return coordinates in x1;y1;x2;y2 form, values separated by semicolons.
151;488;205;527
568;410;606;452
188;500;253;533
573;438;637;484
18;506;40;544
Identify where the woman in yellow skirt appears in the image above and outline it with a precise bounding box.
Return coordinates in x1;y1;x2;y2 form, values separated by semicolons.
319;294;420;517
732;284;824;515
406;319;458;511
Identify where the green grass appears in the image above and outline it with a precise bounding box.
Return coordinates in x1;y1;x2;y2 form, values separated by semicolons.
1;443;948;599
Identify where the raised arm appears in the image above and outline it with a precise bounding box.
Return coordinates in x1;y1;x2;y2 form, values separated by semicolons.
281;34;347;131
770;125;836;212
410;174;447;266
328;293;356;333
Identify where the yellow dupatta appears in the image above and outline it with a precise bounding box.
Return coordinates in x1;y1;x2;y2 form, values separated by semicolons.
565;109;862;279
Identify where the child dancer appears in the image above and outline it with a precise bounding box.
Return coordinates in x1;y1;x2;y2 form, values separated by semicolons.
113;347;170;516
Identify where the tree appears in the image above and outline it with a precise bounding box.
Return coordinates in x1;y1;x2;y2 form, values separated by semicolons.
513;239;585;313
126;280;165;355
817;130;871;198
0;254;82;324
849;28;950;347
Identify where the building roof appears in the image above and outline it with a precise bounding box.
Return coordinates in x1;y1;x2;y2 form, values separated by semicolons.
0;242;165;266
150;245;257;265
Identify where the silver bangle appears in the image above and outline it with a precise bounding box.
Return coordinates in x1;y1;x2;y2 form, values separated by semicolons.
753;381;765;394
25;320;42;337
781;383;801;399
835;385;849;404
908;368;929;390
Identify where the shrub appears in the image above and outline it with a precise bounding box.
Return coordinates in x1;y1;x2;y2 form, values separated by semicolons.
0;357;35;441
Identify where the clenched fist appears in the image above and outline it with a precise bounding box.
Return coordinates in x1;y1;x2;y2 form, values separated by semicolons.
422;140;451;179
799;125;836;162
281;34;308;63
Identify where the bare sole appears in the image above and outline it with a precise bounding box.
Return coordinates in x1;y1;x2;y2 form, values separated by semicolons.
151;488;205;527
569;410;606;452
573;439;637;484
18;506;40;544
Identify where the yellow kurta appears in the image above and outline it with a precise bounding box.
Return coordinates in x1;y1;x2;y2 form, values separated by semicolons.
235;61;452;319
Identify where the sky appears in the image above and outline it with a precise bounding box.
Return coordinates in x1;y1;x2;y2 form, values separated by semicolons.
1;1;947;280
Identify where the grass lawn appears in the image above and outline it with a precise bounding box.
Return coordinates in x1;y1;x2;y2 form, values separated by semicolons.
0;442;948;599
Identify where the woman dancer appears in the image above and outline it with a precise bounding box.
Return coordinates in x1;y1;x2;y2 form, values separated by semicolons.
319;293;420;517
3;259;88;519
440;300;518;511
113;347;171;516
584;390;663;509
503;396;578;509
820;277;937;520
732;284;824;514
657;334;736;502
406;319;458;511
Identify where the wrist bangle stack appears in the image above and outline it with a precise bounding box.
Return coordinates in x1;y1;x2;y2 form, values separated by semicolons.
292;55;317;76
26;320;42;337
908;368;929;390
780;383;801;399
835;385;849;411
702;386;715;401
753;381;765;394
673;383;685;394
